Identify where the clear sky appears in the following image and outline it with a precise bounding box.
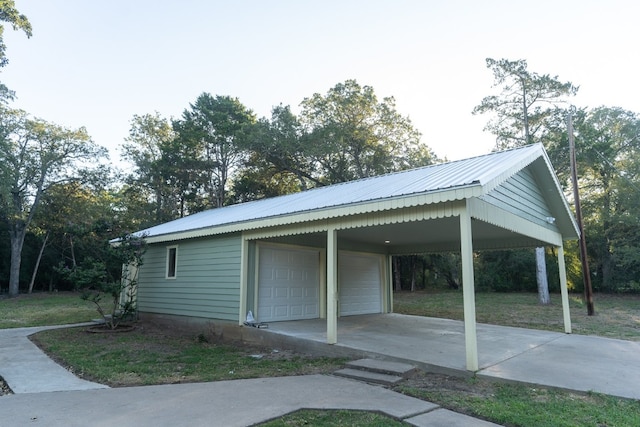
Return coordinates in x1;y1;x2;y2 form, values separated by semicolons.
2;0;639;168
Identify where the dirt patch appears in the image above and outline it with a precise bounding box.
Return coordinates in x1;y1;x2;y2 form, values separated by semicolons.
129;319;322;362
85;324;136;333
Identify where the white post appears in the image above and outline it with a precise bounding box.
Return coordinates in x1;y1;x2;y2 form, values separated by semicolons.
460;206;479;371
387;254;394;313
238;236;249;325
327;228;338;344
319;250;327;319
557;245;572;333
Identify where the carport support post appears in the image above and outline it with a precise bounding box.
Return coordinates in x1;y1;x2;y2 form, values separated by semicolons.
326;228;338;344
557;245;572;333
460;207;479;372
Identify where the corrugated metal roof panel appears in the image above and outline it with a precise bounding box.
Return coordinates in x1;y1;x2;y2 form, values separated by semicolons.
134;144;545;239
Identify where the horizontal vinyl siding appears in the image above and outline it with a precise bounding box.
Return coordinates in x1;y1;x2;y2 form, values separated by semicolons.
137;234;242;321
480;168;553;228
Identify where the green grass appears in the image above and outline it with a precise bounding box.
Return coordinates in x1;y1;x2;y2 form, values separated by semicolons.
0;292;97;328
396;375;640;427
393;290;640;341
257;409;407;426
31;325;347;386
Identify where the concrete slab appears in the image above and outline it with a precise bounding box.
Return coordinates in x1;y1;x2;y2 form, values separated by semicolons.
264;313;640;399
334;367;405;385
479;334;640;400
267;314;562;373
0;375;439;427
406;408;501;427
346;358;418;377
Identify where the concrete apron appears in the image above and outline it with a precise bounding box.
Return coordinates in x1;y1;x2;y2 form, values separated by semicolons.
255;313;640;400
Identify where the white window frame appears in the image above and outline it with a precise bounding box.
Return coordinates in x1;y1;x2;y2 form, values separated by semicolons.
166;245;178;279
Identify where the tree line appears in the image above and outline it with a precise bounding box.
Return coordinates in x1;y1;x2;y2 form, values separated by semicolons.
1;6;640;298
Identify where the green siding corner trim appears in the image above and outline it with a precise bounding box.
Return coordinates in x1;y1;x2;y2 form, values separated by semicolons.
137;233;242;321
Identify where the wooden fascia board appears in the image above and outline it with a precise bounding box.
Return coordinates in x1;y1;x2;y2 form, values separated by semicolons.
468;198;563;247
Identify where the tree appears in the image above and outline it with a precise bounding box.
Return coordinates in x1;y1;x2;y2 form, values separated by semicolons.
0;1;32;100
473;58;578;150
121;112;177;224
243;104;321;193
33;181;118;289
174;93;255;208
0;107;107;296
473;58;578;304
573;107;640;292
56;232;147;329
300;79;435;184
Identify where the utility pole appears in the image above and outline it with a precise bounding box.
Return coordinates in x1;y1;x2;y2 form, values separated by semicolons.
568;108;595;315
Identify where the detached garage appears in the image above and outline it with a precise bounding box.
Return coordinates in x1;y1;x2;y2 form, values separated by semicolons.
127;143;579;371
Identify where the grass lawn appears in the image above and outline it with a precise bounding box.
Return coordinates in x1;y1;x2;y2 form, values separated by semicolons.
0;292;97;328
31;324;347;386
394;290;640;341
3;290;640;426
395;372;640;427
256;409;406;426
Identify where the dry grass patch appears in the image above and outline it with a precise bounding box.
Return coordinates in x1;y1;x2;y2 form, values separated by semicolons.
393;291;640;341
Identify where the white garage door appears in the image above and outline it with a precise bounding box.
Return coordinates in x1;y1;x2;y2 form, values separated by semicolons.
257;246;320;322
339;252;383;316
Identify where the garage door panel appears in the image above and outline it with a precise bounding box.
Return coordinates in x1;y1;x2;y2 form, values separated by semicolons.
274;268;289;281
258;246;320;322
339;253;383;316
274;305;288;318
274;286;289;298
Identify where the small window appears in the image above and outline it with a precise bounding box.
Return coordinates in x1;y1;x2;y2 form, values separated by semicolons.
166;246;178;279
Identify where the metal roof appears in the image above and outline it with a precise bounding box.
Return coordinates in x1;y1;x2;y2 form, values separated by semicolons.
131;143;570;241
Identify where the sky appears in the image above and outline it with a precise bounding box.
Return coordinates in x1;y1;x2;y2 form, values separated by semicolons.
2;0;639;170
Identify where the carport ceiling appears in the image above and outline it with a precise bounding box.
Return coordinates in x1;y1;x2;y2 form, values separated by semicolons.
267;217;549;254
339;218;548;253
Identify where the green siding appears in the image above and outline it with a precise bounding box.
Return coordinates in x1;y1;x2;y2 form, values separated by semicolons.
481;167;554;228
137;233;242;321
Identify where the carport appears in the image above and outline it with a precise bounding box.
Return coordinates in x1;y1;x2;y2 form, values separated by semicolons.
238;143;579;371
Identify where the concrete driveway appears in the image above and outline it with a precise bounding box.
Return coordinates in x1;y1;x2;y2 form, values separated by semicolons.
0;323;499;427
2;313;638;426
265;313;640;400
